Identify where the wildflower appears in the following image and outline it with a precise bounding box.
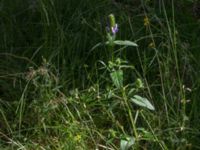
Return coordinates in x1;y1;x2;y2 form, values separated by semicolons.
144;16;150;26
106;14;118;45
148;42;155;48
74;134;81;142
111;23;118;35
108;14;118;35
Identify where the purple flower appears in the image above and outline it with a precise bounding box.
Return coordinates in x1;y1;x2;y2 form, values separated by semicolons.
111;24;118;35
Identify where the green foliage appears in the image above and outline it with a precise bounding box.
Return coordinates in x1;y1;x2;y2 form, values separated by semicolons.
110;69;123;89
113;40;138;47
0;0;200;149
130;95;155;111
120;136;135;150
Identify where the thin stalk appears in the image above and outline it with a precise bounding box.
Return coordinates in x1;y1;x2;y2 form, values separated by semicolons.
122;88;138;140
142;5;170;123
140;111;168;150
162;0;186;125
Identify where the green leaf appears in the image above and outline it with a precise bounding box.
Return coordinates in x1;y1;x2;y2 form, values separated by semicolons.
114;40;138;47
130;95;155;110
120;136;135;150
110;70;123;89
137;128;155;141
90;42;102;52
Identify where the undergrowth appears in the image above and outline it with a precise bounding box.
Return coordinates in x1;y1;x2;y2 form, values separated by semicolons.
0;0;200;149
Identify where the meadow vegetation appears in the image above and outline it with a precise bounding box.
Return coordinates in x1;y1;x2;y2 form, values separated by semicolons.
0;0;200;149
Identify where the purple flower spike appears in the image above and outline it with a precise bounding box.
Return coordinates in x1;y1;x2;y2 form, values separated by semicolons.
111;24;118;35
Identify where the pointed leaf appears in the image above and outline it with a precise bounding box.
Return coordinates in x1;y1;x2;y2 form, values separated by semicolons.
114;40;138;47
137;128;155;141
110;70;123;88
130;95;155;110
120;136;135;150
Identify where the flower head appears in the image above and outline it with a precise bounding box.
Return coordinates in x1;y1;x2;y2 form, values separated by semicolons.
109;14;116;27
148;42;155;48
74;134;82;142
108;14;118;35
111;24;118;35
144;16;150;26
106;14;118;44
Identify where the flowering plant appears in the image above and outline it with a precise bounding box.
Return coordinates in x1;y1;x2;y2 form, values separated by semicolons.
106;14;137;48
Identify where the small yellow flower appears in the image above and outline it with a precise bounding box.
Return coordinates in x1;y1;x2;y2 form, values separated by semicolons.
74;134;81;142
148;42;155;48
144;16;150;26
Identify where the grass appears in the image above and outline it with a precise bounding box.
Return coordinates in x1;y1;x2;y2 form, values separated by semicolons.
0;0;200;149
